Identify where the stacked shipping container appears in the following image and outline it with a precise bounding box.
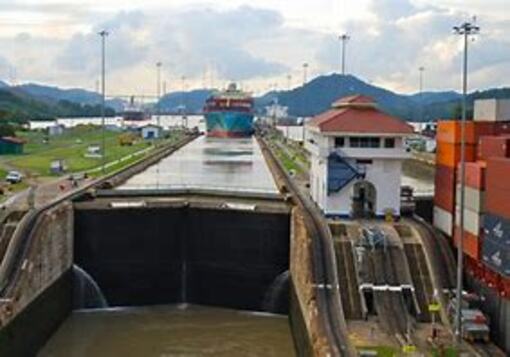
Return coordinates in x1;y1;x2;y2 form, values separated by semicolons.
484;158;510;279
454;161;486;260
433;99;510;297
434;121;489;236
433;99;510;353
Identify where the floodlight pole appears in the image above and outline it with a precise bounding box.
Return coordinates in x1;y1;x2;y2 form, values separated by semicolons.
303;63;309;85
339;34;350;75
156;62;162;127
453;20;479;346
99;30;108;175
419;66;425;121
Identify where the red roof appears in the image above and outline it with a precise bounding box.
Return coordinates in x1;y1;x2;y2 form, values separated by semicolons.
309;95;414;134
1;136;25;144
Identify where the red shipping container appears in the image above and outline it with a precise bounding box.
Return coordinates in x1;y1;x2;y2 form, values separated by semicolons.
434;165;456;211
483;266;501;289
501;277;510;297
454;226;481;260
494;121;510;135
474;121;499;138
457;161;486;190
486;157;510;191
485;187;510;219
478;135;510;160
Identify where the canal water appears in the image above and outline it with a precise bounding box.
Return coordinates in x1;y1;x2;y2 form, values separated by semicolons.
33;115;291;356
118;135;278;194
39;305;295;357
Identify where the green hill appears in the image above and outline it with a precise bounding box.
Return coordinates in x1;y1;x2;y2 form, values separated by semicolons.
0;89;115;124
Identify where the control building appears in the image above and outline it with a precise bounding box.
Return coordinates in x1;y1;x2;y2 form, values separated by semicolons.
305;95;414;218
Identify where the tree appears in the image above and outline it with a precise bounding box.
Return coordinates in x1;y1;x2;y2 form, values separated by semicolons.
0;123;16;137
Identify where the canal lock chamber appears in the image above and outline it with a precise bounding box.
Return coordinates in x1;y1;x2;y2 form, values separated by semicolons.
73;198;291;312
17;195;314;356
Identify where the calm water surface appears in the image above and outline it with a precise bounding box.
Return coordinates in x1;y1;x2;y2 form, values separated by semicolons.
118;136;278;194
39;305;295;357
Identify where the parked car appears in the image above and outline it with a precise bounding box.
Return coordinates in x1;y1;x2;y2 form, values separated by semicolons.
5;171;23;184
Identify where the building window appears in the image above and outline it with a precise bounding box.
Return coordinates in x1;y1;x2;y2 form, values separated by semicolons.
384;138;395;148
334;137;345;147
350;137;380;148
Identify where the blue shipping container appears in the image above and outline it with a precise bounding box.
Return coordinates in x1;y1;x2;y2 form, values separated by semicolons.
482;213;510;277
483;213;510;248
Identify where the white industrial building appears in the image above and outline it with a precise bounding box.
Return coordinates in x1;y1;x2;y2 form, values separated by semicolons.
141;124;163;140
305;95;414;218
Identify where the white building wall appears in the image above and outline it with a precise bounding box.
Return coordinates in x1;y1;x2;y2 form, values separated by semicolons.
323;159;402;217
309;154;328;211
306;128;407;217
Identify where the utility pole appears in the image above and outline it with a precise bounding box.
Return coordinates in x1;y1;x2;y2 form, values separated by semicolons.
181;75;187;127
99;30;108;175
453;19;479;347
156;62;162;127
286;74;292;90
339;33;350;75
419;66;425;121
302;63;309;85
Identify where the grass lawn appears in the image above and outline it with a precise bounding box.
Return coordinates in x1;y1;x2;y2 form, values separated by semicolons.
272;142;302;174
402;158;435;182
357;346;398;356
0;126;180;178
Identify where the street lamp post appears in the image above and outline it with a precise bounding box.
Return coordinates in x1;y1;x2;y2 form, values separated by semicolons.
302;63;309;85
156;62;162;127
453;20;480;346
419;66;425;121
339;34;350;75
99;30;108;175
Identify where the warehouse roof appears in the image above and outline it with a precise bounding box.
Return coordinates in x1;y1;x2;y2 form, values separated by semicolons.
309;95;414;135
0;136;26;144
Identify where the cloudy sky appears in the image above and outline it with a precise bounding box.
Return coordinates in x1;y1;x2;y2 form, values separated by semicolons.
0;0;508;95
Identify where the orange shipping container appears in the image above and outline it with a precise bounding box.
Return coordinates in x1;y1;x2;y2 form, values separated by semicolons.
436;120;499;144
436;142;476;168
437;121;476;144
457;161;486;190
454;226;481;260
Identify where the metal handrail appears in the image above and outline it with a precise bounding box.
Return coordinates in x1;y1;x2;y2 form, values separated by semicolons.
258;136;356;356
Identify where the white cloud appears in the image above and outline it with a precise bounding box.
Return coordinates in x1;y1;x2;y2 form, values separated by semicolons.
0;0;508;94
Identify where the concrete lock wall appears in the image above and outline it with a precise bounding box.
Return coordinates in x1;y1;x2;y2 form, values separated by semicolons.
74;205;290;312
0;203;74;357
289;207;332;356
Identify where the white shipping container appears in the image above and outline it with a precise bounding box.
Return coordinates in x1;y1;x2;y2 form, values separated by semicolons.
434;206;453;237
474;98;510;122
455;206;482;236
456;185;485;213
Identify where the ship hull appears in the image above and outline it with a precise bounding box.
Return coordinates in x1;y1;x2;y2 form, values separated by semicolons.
205;111;254;138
